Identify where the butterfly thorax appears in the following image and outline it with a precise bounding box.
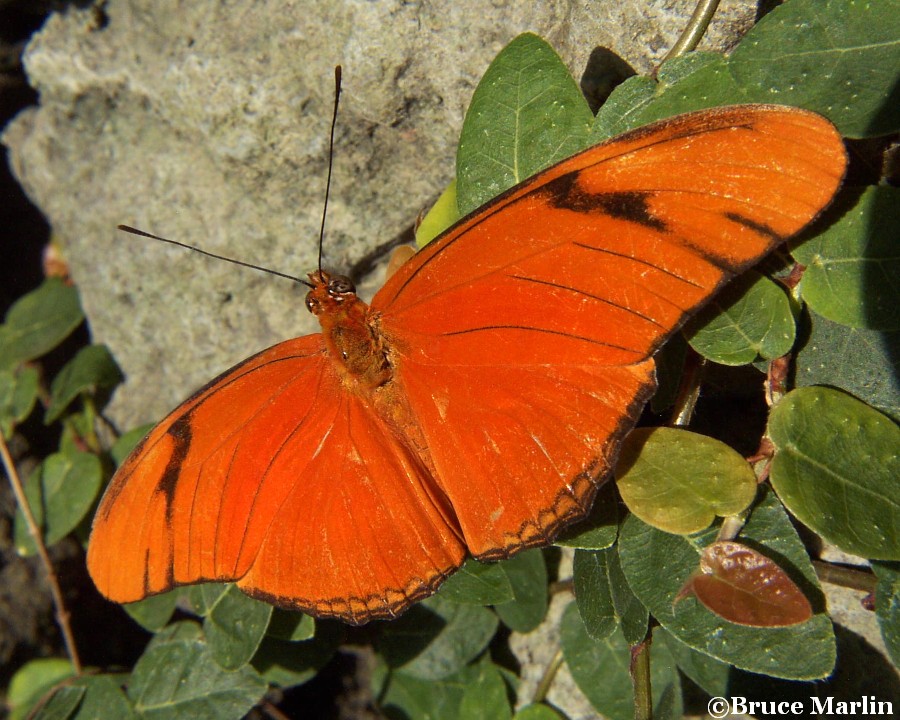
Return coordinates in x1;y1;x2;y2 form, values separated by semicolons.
305;270;392;390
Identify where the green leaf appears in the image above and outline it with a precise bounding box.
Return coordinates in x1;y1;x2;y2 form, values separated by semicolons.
68;676;135;720
58;408;95;457
32;677;138;720
437;558;514;605
792;187;900;331
654;51;742;108
592;73;659;138
0;365;39;436
768;386;900;560
594;0;897;143
378;596;498;680
660;628;730;697
872;562;900;668
634;54;748;134
458;657;514;720
574;546;648;645
593;51;747;138
593;0;893;144
457;32;592;213
380;660;479;720
728;0;900;137
8;658;76;720
555;481;619;550
685;270;796;366
793;309;899;422
0;278;83;370
416;179;461;248
513;705;566;720
203;584;273;670
615;428;758;535
31;685;85;720
608;555;648;645
111;423;155;465
128;622;266;719
253;620;343;688
15;450;103;555
493;549;548;633
266;609;315;642
618;489;835;680
573;548;617;641
46;344;123;422
124;590;180;632
188;583;230;616
560;605;682;720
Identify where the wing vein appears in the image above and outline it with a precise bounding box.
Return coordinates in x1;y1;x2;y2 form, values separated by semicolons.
440;324;644;357
509;273;668;330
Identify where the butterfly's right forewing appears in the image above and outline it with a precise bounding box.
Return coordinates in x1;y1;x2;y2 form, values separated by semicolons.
372;105;846;560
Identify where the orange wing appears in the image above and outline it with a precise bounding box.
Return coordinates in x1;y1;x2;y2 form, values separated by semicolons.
87;335;465;624
372;105;846;558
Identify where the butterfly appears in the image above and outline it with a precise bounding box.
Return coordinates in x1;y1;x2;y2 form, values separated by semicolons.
87;104;846;625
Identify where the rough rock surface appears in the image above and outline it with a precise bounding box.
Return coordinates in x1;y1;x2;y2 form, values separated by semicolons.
4;0;754;429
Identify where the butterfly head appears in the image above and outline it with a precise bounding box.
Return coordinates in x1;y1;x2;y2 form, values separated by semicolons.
305;269;357;317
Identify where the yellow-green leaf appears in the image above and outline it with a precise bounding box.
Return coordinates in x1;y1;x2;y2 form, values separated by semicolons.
616;428;757;535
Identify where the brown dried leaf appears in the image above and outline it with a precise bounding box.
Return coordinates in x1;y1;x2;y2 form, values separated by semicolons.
677;541;812;627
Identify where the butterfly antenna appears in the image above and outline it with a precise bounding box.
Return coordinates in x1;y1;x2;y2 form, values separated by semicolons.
318;65;342;275
116;225;315;288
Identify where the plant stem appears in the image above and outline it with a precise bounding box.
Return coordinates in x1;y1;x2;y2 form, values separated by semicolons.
261;701;292;720
549;578;574;596
533;648;565;704
813;560;878;594
663;0;722;63
81;396;103;454
631;638;653;720
716;514;746;542
0;432;82;674
668;351;704;427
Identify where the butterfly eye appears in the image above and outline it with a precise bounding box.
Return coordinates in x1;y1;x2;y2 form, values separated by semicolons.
328;276;356;296
305;294;320;314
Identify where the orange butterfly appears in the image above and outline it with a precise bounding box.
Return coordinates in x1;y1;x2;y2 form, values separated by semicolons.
87;104;846;625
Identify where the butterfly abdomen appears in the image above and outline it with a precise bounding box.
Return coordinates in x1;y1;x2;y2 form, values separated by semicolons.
326;314;392;388
306;270;392;390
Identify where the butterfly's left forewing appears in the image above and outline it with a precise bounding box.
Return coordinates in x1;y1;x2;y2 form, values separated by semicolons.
88;334;465;624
